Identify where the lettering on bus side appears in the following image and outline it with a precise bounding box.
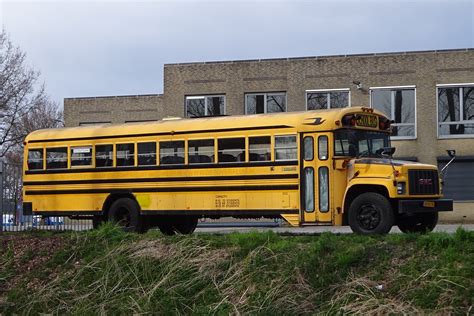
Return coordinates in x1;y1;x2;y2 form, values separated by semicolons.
215;195;240;208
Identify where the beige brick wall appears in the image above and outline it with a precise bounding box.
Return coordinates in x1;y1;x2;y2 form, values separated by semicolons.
64;94;164;127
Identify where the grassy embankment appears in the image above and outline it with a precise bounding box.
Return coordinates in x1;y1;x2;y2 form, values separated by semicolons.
1;225;473;314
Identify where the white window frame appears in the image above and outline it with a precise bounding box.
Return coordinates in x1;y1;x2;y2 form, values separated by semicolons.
436;83;474;139
369;85;417;140
185;95;226;117
245;92;287;114
305;88;351;110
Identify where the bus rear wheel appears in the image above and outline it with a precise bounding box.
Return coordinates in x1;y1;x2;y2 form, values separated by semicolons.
348;192;394;234
108;198;144;233
174;217;198;234
397;213;438;233
156;216;198;235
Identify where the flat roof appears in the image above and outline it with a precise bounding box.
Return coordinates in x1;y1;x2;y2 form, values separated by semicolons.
65;93;163;101
164;48;473;67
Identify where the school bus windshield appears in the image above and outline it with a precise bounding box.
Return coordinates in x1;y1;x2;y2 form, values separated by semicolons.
334;129;391;158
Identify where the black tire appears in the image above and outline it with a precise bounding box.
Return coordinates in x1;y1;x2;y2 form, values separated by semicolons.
92;215;105;229
348;192;394;234
173;217;198;234
397;212;438;233
107;198;143;233
156;216;176;235
155;216;198;235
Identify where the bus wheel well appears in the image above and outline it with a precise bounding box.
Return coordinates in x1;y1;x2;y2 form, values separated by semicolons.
102;192;138;216
343;185;390;226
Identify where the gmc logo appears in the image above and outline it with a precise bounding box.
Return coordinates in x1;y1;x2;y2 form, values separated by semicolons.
418;179;433;185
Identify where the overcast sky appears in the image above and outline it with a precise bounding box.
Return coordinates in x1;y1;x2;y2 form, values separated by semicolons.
0;0;473;106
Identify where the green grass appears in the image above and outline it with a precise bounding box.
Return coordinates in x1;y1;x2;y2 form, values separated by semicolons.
1;224;473;315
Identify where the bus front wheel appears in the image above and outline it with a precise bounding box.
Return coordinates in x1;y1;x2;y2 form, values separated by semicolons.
108;198;144;233
397;213;438;233
348;192;394;234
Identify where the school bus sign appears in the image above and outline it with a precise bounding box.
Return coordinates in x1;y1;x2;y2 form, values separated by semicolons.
356;114;379;128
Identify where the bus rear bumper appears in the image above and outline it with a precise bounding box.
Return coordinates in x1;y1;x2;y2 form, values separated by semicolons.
398;199;453;214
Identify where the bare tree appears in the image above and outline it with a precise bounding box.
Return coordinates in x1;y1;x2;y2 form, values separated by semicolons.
0;29;55;157
0;29;62;224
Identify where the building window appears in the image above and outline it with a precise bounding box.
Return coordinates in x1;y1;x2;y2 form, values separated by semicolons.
370;86;416;139
185;95;225;117
245;92;287;114
306;89;350;110
437;84;474;137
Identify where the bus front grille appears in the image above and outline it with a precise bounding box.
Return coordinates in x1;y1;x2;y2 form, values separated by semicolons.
408;169;439;195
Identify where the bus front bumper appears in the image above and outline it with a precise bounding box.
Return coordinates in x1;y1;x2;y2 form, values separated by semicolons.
398;199;453;214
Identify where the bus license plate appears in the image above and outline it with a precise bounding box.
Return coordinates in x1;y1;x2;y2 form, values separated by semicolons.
423;201;435;208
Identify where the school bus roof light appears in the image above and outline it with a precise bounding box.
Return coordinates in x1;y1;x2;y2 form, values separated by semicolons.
379;117;394;130
341;114;360;127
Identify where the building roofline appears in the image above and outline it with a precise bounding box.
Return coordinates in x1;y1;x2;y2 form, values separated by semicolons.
164;48;474;67
64;93;163;100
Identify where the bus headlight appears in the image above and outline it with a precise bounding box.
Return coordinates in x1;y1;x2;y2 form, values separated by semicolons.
397;182;406;195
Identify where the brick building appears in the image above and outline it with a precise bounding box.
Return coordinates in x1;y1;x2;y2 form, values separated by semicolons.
64;48;474;221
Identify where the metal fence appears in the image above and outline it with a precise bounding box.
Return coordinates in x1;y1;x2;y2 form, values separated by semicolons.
0;162;92;232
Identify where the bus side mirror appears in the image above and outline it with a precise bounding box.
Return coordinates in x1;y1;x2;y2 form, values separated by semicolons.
441;149;456;179
379;147;396;157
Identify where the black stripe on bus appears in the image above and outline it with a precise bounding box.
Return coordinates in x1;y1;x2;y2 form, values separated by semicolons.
27;125;293;144
24;184;299;195
25;160;299;175
23;173;299;186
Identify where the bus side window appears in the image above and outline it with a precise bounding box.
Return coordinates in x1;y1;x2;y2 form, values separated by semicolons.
275;135;297;161
218;138;245;163
138;142;157;166
188;139;214;164
71;146;93;167
160;141;185;165
303;136;314;161
95;145;113;168
318;136;328;160
116;143;135;167
249;136;271;162
28;149;43;170
46;147;68;169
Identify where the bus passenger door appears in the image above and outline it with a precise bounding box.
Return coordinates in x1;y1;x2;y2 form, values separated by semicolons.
301;133;332;224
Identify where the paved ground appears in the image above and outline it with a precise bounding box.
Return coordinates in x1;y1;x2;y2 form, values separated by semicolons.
195;224;474;235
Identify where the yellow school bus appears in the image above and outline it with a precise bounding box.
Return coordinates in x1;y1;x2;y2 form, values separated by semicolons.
22;106;453;234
